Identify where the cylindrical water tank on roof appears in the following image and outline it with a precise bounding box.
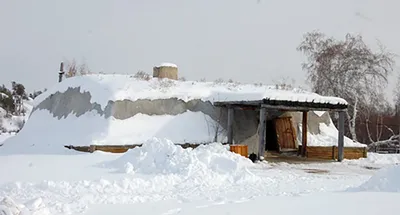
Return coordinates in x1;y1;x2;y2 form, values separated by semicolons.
153;63;178;80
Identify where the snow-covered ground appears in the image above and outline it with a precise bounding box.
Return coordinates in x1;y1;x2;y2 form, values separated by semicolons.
0;76;392;214
0;138;399;215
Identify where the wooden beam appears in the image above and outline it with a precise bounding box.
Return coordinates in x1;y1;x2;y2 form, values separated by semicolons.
258;107;267;160
58;62;64;83
337;111;345;162
261;104;346;112
227;107;234;144
301;111;308;157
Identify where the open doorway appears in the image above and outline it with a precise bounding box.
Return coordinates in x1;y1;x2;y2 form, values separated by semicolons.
265;119;279;151
265;116;298;152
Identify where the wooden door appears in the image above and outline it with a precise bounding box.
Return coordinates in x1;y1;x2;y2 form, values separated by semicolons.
274;117;297;151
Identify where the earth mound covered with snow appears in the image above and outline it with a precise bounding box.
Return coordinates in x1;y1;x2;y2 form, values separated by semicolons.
103;138;259;183
348;165;400;192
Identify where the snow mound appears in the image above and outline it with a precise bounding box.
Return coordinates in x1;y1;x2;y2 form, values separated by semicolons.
0;110;225;154
298;117;366;147
349;165;400;192
0;196;50;215
105;138;258;182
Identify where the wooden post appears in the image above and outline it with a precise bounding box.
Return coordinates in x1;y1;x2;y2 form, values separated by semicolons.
338;111;345;162
227;107;234;144
301;111;308;157
89;145;96;153
58;62;64;83
258;107;267;160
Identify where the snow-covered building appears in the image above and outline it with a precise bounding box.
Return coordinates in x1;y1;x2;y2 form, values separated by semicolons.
0;64;367;160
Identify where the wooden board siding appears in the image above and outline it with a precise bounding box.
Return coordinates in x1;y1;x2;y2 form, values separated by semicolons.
306;146;367;160
275;117;297;150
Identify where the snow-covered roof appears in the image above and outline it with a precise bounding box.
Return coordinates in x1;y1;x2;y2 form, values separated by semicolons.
33;74;347;109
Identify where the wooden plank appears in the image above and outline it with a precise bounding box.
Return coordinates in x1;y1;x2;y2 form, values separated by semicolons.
64;142;231;153
275;117;297;150
306;146;367;160
258;107;267;159
301;111;308;157
227;107;234;144
337;111;345;162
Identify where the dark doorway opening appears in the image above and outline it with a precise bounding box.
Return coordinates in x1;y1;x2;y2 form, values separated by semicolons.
265;119;279;151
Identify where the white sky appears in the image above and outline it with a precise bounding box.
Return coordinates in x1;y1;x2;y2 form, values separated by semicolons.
1;0;399;100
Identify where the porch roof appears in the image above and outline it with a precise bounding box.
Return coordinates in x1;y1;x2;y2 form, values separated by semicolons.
213;98;348;112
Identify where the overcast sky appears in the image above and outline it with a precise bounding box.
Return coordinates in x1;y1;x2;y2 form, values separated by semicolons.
1;0;399;99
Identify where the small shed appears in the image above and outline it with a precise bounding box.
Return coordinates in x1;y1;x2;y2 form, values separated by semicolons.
214;98;357;162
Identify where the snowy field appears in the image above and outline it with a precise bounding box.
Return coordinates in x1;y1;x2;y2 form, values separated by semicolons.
1;138;399;215
0;76;394;214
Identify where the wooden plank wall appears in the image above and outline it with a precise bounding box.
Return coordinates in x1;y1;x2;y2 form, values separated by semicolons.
306;146;367;160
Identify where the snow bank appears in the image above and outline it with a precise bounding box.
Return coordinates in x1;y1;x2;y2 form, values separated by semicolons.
33;74;347;109
0;196;50;215
0;110;224;154
104;138;258;182
349;165;400;192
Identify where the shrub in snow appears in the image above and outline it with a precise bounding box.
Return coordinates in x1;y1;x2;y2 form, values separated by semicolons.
349;164;400;192
133;71;151;81
158;79;175;89
104;138;258;183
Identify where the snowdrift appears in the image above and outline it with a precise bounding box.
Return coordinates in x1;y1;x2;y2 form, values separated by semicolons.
1;110;224;154
102;138;259;183
298;117;363;147
348;165;400;192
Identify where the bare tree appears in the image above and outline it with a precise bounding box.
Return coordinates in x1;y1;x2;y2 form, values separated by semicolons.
297;31;395;141
133;70;151;81
65;59;78;78
361;94;391;143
